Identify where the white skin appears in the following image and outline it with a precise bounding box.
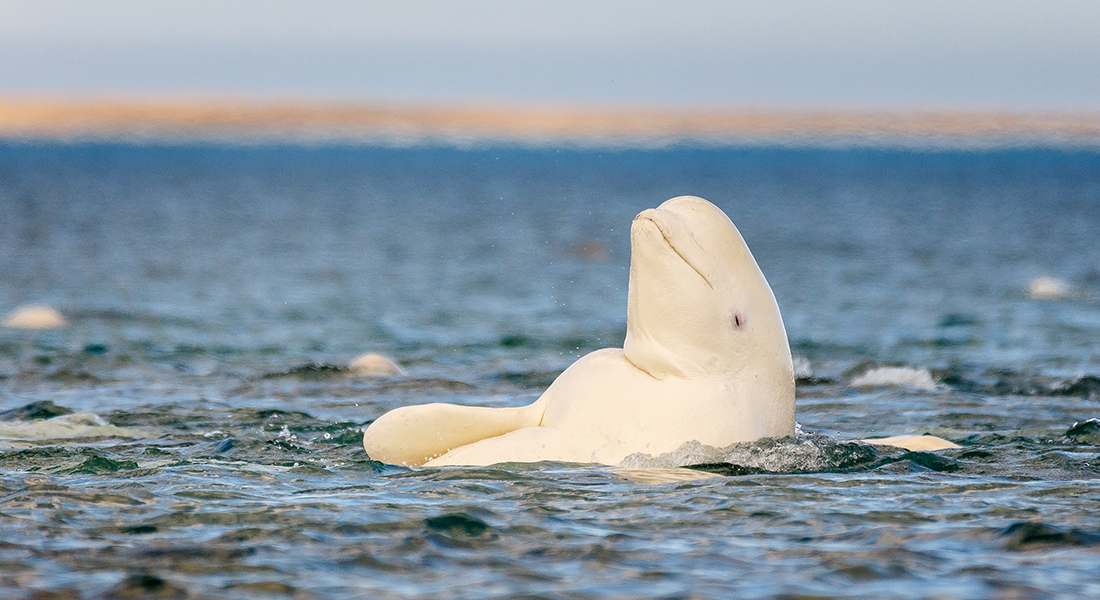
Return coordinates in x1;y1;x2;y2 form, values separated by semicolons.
363;196;796;466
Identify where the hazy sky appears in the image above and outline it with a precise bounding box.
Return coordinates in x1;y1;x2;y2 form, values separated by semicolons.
2;0;1098;109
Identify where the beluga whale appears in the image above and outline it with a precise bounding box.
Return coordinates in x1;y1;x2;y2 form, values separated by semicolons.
363;196;956;466
363;195;798;466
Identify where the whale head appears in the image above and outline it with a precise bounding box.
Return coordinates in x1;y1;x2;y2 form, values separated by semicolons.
623;196;794;428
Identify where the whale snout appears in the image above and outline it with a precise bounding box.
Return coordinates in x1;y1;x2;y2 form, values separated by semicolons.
630;210;667;245
631;208;715;288
631;208;673;239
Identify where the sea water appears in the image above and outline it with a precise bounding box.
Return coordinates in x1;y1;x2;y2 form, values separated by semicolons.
1;143;1099;599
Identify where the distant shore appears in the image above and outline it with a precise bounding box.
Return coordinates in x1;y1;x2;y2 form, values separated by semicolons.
2;98;1099;148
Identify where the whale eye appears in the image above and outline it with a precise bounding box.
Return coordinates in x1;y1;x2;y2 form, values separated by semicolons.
732;312;746;330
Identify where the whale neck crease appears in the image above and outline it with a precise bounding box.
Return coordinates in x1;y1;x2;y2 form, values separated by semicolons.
623;333;688;381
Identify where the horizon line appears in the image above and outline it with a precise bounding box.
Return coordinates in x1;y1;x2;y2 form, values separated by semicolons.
3;97;1100;149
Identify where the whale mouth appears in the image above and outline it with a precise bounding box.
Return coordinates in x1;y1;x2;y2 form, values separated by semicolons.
634;212;714;289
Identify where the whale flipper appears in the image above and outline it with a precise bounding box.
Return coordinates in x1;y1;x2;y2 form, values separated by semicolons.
362;402;544;466
862;434;959;451
424;426;600;466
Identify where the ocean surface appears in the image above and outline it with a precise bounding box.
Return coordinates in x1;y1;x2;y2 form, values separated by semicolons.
1;142;1099;599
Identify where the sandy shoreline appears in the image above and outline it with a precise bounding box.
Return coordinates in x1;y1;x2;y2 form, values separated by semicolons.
2;98;1099;147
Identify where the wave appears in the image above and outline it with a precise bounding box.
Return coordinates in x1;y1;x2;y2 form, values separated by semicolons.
849;365;938;390
619;432;958;475
936;368;1100;399
794;357;1100;400
0;410;148;441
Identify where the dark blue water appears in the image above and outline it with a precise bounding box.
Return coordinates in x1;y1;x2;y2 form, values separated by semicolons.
1;143;1099;599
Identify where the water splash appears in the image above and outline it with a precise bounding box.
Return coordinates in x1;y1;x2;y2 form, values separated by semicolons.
850;365;938;390
619;432;900;474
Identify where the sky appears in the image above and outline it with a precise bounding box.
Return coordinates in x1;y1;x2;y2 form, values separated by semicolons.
2;0;1099;110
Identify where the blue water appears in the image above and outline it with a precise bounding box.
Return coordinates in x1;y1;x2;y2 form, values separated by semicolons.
1;143;1099;599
